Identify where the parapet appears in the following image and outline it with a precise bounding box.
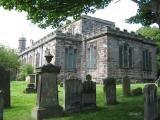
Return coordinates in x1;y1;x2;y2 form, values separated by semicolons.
19;31;82;56
82;15;115;27
83;26;156;46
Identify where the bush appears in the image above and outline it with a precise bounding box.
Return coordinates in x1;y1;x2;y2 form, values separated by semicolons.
0;44;20;69
16;64;33;81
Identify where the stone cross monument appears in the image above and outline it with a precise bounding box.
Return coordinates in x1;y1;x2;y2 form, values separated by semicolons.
32;49;63;120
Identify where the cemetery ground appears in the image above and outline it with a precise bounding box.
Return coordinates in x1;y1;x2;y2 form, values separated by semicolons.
4;81;159;120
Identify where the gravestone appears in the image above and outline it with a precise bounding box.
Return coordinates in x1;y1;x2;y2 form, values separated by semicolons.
0;67;10;108
0;91;4;120
64;78;82;112
81;78;96;110
103;78;117;105
26;74;36;83
24;74;36;93
144;83;158;120
131;87;142;96
122;76;130;96
35;73;39;91
23;83;36;93
32;50;63;120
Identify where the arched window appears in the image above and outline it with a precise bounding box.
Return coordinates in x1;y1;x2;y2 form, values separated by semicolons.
65;47;76;70
87;45;97;69
36;52;40;68
29;55;32;64
143;50;152;71
119;43;133;68
23;58;26;64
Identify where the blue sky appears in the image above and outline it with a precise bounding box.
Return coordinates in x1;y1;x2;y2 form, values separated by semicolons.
0;0;142;49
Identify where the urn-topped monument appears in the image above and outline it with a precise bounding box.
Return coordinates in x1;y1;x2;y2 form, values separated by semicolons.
32;49;63;120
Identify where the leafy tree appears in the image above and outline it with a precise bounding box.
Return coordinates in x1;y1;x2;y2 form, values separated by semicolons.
0;0;158;29
127;0;160;28
16;64;33;81
136;26;160;68
0;0;112;28
0;44;20;69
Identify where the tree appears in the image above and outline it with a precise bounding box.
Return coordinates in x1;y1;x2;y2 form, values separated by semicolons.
0;0;112;28
136;26;160;68
0;0;158;29
127;0;160;28
16;64;33;81
0;44;20;69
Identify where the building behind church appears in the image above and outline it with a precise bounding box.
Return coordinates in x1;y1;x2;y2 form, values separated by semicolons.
18;15;157;82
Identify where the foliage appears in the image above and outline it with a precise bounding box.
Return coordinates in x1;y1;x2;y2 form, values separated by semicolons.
16;64;33;81
0;0;112;28
127;0;160;28
136;26;160;68
4;81;145;120
0;44;20;69
0;0;159;29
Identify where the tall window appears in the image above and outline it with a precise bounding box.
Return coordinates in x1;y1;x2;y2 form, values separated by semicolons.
143;50;152;71
119;43;133;69
29;55;32;65
23;58;26;64
65;47;76;70
87;45;97;69
36;52;40;68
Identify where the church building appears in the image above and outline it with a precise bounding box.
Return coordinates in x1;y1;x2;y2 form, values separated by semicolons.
18;15;157;82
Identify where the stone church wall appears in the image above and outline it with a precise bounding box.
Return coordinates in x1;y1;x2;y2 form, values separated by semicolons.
107;31;157;81
19;40;56;69
81;16;115;34
84;36;108;82
55;38;82;81
60;19;82;35
60;15;115;36
18;16;157;82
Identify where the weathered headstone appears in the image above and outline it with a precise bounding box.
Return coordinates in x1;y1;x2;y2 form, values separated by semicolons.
23;83;36;93
32;50;63;120
0;91;4;120
0;67;10;108
24;74;36;93
122;76;130;96
35;73;39;91
26;74;36;83
103;78;117;105
64;78;82;112
81;80;96;110
144;83;158;120
131;87;142;96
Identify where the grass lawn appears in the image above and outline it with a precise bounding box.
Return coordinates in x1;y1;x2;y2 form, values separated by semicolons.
4;81;157;120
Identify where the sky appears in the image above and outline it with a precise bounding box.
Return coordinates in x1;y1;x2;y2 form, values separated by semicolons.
0;0;142;49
